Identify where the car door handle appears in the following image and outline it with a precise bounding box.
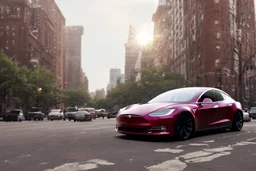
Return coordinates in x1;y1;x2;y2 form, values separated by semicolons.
213;105;219;108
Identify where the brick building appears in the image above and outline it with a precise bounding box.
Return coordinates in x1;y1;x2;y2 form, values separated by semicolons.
64;26;84;89
152;0;255;106
31;0;66;89
0;0;66;87
0;0;54;70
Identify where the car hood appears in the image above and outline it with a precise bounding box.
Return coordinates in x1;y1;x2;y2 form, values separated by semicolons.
120;103;178;116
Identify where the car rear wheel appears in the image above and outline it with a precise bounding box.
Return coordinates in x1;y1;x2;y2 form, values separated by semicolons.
175;113;194;141
232;111;243;131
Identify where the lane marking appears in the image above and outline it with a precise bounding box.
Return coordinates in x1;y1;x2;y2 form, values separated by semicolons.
155;148;184;154
189;143;209;147
180;151;212;160
149;139;256;171
45;159;114;171
186;152;231;163
203;140;215;143
147;159;187;171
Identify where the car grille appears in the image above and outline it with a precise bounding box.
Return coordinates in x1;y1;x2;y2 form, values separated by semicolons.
118;127;148;133
118;114;149;123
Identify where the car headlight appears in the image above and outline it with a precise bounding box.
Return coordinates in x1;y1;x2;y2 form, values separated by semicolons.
149;109;175;117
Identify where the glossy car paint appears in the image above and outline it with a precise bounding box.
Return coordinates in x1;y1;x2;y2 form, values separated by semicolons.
116;87;242;136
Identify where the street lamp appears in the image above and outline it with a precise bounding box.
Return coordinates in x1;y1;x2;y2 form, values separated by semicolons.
37;87;42;107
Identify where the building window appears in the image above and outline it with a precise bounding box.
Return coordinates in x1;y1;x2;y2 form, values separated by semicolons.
12;32;15;36
216;32;221;39
214;0;219;3
216;45;221;49
214;20;219;25
12;40;15;45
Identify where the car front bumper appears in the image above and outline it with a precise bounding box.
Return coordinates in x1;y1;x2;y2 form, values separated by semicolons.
116;114;176;136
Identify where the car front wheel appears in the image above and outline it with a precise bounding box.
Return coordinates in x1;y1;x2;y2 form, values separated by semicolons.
175;113;194;141
232;111;243;131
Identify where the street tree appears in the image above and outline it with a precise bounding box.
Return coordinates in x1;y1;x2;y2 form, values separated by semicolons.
0;51;26;114
63;89;91;107
106;68;185;110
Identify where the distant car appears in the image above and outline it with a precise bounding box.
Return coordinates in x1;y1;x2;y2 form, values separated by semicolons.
85;108;96;119
116;87;244;140
65;107;78;121
96;109;106;118
74;111;92;122
242;109;251;122
48;109;64;121
107;111;118;119
27;107;44;121
4;109;24;122
249;107;256;119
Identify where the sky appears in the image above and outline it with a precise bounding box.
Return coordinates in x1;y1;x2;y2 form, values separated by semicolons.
56;0;158;92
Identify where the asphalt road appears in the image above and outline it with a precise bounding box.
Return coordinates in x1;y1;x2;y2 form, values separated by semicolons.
0;119;256;171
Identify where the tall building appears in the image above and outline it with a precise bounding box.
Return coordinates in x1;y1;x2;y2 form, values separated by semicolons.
83;75;89;92
110;68;121;86
124;25;140;82
152;0;255;107
0;0;55;70
31;0;66;89
64;26;84;89
107;68;123;93
95;89;106;99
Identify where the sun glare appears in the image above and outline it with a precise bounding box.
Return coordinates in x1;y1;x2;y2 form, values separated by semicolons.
137;31;153;46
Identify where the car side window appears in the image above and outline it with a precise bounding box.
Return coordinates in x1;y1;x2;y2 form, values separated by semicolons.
220;92;233;102
198;90;216;102
215;90;224;101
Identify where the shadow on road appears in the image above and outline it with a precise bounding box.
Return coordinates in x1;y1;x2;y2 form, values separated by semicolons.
114;128;242;142
115;134;176;142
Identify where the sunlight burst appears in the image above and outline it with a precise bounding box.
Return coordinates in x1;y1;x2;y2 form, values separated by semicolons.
137;31;153;46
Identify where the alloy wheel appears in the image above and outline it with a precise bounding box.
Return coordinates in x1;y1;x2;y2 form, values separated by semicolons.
176;114;194;140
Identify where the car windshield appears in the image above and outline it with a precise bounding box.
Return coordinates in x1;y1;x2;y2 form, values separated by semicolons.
78;108;86;111
51;109;60;112
250;107;256;113
30;108;40;112
67;108;76;112
148;88;203;103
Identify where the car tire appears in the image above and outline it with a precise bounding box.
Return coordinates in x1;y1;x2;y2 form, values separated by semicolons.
74;119;76;122
69;119;71;121
232;111;243;131
175;113;194;141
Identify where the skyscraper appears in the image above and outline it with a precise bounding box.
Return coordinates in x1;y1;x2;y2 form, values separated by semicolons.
64;26;84;89
124;25;140;82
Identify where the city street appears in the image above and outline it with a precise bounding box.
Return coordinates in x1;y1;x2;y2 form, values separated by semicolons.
0;119;256;171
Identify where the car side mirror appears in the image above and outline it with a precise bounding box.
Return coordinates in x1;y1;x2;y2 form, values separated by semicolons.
202;98;213;103
197;98;213;106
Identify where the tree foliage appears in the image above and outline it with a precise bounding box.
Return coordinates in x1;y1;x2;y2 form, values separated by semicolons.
93;68;185;111
0;51;64;114
63;89;91;107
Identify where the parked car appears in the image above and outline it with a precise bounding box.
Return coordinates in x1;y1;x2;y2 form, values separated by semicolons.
4;109;24;122
85;108;96;119
243;109;251;122
27;107;44;121
65;107;78;121
249;107;256;119
107;111;118;119
116;87;244;140
48;109;64;121
95;109;106;118
74;111;92;122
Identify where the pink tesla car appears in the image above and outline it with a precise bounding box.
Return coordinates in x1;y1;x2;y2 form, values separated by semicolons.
116;87;243;140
